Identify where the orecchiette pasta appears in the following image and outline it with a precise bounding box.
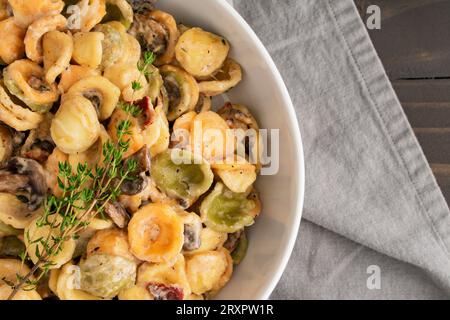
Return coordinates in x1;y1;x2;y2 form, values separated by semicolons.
160;64;199;121
24;14;67;63
72;32;104;69
103;0;134;29
42;31;73;84
74;0;107;32
86;228;136;262
58;65;100;93
185;248;232;295
50;94;101;154
103;63;149;102
25;215;76;269
198;59;243;96
175;27;230;79
0;18;26;65
128;203;184;263
0;0;10;21
211;156;257;193
0;81;43;131
3;59;59;113
8;0;64;27
0;193;41;229
44;147;67;197
0;259;42;300
67;76;121;120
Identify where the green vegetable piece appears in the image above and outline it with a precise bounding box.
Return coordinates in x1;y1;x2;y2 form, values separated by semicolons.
79;253;136;299
231;232;248;265
200;183;258;233
151;149;214;204
0;236;25;258
94;23;125;69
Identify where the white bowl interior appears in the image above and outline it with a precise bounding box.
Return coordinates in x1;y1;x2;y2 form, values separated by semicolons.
158;0;305;299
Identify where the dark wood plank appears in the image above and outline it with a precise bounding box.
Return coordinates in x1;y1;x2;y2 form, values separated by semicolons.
355;0;450;79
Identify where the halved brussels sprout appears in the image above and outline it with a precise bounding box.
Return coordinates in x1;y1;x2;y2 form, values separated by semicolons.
129;10;179;66
230;231;248;265
160;65;199;121
150;149;214;207
79;253;137;299
200;183;261;233
0;18;26;65
175;27;230;79
102;0;133;29
198;59;242;96
3;59;59;113
145;64;163;103
93;22;126;69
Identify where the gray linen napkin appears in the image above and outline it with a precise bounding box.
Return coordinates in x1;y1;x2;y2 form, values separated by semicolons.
233;0;450;299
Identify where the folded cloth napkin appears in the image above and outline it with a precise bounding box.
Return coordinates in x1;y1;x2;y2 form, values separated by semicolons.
233;0;450;299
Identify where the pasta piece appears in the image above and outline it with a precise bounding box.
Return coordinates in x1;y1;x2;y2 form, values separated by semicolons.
0;18;26;65
44;147;68;197
0;125;12;167
103;63;149;102
56;263;102;300
200;183;261;233
0;81;43;131
24;14;67;63
48;269;60;295
86;228;136;262
187;227;228;255
72;32;104;69
24;215;76;269
190;111;233;163
211;156;257;193
150;149;214;208
0;193;41;229
175;27;230;79
102;0;133;29
160;65;199;121
67;76;121;120
149;105;170;157
79;253;136;299
3;59;59;113
68;125;110;172
50;94;101;154
69;0;107;32
145;64;163;103
198;59;242;96
118;285;152;300
42;31;73;84
130;10;179;66
0;0;10;21
0;259;41;300
8;0;64;27
128;203;184;263
58;65;100;93
185;248;232;295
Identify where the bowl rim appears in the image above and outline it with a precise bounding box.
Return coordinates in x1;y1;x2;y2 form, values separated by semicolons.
216;0;305;300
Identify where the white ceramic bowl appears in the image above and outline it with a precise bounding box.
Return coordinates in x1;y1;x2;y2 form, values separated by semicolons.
158;0;305;299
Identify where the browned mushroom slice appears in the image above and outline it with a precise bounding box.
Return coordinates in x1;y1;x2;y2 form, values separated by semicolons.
20;113;55;163
0;157;47;211
128;0;157;14
119;146;151;196
104;201;130;229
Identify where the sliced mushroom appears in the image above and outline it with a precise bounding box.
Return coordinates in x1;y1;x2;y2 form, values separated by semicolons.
181;213;202;251
0;157;47;211
0;125;13;166
20;113;55;163
120;146;151;195
128;0;157;14
129;10;179;65
104;201;130;229
223;229;243;252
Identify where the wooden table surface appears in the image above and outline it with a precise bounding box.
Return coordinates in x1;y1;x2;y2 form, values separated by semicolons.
355;0;450;202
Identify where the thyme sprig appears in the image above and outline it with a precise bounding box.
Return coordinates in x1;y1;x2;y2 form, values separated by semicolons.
6;51;156;300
